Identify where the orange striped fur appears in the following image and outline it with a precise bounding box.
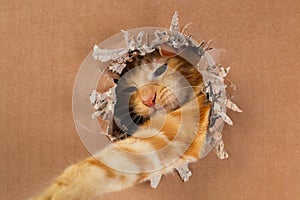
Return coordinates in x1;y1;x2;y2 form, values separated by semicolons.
30;50;211;200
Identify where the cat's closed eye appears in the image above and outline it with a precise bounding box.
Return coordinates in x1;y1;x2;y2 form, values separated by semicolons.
122;86;137;93
153;64;167;77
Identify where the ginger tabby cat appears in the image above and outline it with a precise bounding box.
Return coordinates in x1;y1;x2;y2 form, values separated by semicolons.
31;48;211;200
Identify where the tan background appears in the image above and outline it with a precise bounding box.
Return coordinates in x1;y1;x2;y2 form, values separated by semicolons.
1;0;299;199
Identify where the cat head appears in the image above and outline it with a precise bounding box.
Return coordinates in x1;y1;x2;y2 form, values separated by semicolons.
113;47;203;133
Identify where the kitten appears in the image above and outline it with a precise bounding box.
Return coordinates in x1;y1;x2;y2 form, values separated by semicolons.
30;48;211;200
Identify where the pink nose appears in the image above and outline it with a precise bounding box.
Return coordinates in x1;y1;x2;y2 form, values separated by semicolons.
142;94;156;107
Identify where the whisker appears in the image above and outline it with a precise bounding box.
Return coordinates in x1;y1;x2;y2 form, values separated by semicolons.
115;109;136;119
130;115;138;121
114;104;132;111
122;116;138;127
138;116;147;124
131;115;141;122
114;105;135;114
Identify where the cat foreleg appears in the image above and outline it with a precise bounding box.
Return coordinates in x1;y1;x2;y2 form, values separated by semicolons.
176;162;192;182
149;174;162;188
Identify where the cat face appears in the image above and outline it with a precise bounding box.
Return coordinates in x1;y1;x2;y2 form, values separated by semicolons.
114;50;203;127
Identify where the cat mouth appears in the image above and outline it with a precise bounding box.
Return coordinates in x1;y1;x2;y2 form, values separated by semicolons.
149;99;180;116
149;104;165;115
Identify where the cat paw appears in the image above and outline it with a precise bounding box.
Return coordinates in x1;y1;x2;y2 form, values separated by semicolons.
149;174;162;188
176;163;192;182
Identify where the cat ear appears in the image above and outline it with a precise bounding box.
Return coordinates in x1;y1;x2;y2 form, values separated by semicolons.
157;45;178;58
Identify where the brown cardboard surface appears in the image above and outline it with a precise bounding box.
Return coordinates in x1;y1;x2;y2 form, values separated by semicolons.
1;0;299;199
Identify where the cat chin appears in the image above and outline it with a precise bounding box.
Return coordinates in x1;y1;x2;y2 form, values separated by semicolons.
149;105;167;116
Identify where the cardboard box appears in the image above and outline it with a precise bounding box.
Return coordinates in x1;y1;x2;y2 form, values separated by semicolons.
1;1;299;199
